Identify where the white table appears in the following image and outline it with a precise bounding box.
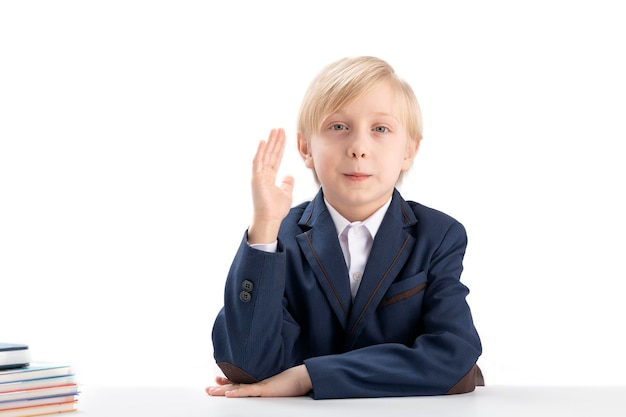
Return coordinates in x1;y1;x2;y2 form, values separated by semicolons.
76;385;626;416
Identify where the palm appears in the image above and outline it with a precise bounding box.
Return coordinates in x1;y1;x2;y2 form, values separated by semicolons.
250;128;294;237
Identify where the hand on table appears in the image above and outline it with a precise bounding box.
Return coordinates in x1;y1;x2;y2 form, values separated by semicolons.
206;364;312;398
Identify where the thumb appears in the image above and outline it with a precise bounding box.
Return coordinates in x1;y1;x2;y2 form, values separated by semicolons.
280;175;295;195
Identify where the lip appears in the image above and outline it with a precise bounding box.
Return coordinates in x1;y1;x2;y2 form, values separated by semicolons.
344;172;371;181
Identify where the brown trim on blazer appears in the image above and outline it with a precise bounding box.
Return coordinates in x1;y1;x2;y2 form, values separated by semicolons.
303;231;348;316
216;362;259;384
380;282;427;307
447;364;485;394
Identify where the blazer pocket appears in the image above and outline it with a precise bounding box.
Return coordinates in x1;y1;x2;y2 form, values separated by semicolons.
380;271;428;308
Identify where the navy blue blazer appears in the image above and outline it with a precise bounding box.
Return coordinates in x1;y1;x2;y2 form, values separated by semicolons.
212;188;482;399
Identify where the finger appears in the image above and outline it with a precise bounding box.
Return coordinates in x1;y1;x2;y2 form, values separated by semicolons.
280;175;295;195
215;376;231;386
224;384;262;398
266;128;287;170
252;139;267;175
252;128;286;180
272;128;287;170
263;129;279;169
206;382;238;396
206;386;226;396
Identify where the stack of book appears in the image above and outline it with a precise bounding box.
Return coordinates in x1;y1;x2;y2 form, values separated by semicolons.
1;343;79;416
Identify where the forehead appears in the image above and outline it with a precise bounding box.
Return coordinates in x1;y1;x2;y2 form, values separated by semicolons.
329;80;402;118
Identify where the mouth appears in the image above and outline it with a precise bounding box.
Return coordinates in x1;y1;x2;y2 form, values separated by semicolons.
344;172;371;181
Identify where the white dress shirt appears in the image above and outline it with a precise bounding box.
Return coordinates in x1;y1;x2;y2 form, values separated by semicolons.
325;198;391;299
249;197;392;300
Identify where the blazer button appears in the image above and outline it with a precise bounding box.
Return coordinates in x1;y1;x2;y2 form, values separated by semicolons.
239;291;251;303
241;280;254;292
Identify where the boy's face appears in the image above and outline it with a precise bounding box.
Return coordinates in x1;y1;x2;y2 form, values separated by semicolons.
298;80;419;222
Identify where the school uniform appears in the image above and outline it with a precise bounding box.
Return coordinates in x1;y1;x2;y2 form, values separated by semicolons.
212;188;482;399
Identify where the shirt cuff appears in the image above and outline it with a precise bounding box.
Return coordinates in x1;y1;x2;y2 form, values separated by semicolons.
248;240;278;253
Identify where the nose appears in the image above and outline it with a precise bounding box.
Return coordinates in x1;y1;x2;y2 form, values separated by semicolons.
347;130;368;159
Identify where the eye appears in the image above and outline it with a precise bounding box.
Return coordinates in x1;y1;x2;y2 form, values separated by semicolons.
330;123;348;131
373;126;389;133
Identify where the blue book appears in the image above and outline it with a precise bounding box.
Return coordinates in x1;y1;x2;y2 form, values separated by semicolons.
0;363;73;384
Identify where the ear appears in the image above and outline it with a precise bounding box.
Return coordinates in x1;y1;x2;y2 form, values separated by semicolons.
401;138;421;171
297;132;315;169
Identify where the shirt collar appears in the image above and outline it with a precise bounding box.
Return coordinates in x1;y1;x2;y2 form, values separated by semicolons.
324;197;392;239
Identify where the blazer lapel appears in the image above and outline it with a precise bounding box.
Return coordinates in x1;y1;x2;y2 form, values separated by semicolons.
296;191;352;329
346;190;418;347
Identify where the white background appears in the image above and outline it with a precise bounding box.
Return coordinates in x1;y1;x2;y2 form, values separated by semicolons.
2;1;625;389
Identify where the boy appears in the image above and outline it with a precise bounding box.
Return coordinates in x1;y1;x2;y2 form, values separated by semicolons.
207;56;482;399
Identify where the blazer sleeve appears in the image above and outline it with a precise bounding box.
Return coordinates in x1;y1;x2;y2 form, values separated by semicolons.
211;231;303;382
303;221;482;399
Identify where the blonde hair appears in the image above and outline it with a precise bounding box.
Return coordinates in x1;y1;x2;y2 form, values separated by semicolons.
297;56;423;143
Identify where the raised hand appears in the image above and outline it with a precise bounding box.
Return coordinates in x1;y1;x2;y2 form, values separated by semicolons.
248;128;295;245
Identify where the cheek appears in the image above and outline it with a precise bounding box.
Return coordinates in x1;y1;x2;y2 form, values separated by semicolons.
381;151;412;177
311;156;330;175
310;147;334;168
311;154;339;184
